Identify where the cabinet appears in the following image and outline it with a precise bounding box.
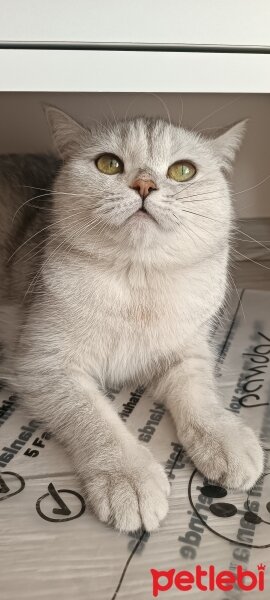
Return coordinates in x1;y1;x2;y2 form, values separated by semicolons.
1;0;270;92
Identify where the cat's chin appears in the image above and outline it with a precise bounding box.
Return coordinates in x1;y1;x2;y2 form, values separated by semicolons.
127;209;157;225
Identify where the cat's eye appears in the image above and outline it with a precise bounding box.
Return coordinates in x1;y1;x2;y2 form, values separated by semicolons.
95;153;124;175
167;160;196;182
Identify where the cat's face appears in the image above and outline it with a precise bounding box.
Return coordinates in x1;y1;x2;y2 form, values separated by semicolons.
47;107;246;267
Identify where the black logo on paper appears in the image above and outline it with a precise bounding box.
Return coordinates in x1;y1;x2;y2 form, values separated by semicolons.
188;470;270;549
0;471;25;501
36;482;85;522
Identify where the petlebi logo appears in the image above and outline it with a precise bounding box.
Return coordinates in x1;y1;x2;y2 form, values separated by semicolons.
150;563;266;596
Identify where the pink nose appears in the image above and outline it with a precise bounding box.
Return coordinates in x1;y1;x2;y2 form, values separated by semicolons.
130;178;157;200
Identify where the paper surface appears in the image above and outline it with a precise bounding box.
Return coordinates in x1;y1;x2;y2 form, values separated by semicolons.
1;289;270;599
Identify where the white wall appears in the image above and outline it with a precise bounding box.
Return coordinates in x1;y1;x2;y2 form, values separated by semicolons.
0;92;270;218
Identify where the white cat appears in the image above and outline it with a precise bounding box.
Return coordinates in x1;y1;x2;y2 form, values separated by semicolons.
0;108;263;532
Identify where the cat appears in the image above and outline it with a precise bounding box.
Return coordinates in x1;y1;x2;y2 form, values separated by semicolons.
0;107;263;532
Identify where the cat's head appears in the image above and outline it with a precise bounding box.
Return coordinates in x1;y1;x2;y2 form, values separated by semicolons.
46;106;246;268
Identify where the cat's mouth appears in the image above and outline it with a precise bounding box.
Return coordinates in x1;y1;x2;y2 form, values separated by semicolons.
131;206;157;223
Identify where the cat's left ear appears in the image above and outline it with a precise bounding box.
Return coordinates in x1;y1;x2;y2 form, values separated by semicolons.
212;119;248;172
44;105;89;159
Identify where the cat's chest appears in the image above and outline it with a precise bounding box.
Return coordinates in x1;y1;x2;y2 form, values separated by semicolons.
56;255;226;387
81;292;182;386
73;264;223;385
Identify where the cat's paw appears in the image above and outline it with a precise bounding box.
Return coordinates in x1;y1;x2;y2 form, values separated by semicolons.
187;420;264;491
84;446;170;532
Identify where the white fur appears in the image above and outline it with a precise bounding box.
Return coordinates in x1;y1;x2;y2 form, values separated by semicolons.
5;110;263;532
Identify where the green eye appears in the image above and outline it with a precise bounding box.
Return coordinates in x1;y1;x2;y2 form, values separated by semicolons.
167;160;196;182
95;153;123;175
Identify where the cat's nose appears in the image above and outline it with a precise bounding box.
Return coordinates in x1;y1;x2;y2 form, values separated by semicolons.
130;178;157;200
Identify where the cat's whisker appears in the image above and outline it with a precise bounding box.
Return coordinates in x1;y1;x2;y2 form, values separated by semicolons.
24;214;106;298
13;233;54;264
104;100;121;133
229;235;268;246
181;208;225;224
53;217;107;278
12;192;52;222
171;209;214;250
124;97;138;122
13;224;85;266
166;176;204;198
13;215;96;265
8;212;85;263
226;271;246;322
159;200;266;260
24;241;69;300
184;221;214;250
179;218;250;259
181;188;223;199
190;96;241;132
232;248;270;271
169;189;224;203
87;117;114;138
181;223;200;248
172;214;201;248
23;185;120;201
24;204;53;211
95;207;115;216
231;172;270;197
231;225;270;255
176;212;270;259
177;95;184;129
30;204;108;213
180;198;221;205
86;117;115;138
149;93;172;127
23;185;84;197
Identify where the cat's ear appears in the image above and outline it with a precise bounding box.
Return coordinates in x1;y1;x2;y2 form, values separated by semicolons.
212;119;247;172
44;105;88;159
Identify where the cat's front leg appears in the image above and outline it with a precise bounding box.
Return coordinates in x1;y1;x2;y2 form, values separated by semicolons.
149;336;264;490
18;368;169;532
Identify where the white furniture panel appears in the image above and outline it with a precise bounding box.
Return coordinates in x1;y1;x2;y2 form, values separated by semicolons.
1;0;270;49
1;50;270;92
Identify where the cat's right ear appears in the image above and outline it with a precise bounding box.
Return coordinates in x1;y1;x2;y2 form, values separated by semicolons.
44;105;88;159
